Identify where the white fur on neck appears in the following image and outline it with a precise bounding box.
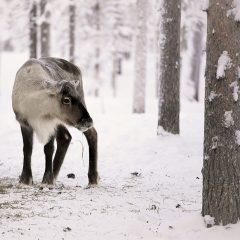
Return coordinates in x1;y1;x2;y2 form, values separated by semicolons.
29;118;63;144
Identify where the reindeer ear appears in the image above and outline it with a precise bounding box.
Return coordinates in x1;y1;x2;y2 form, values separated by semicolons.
42;79;59;94
70;79;80;89
43;78;57;88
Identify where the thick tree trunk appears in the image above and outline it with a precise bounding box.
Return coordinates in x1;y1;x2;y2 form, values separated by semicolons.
191;20;203;102
202;0;240;226
157;0;180;134
29;1;37;59
40;0;50;57
132;0;147;113
69;1;76;63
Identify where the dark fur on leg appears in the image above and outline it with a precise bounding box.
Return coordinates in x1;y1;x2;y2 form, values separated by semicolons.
42;137;55;184
53;125;72;180
20;126;33;185
84;127;99;185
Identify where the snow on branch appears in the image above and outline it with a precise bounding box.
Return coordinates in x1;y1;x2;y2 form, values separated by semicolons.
227;0;240;22
216;51;232;79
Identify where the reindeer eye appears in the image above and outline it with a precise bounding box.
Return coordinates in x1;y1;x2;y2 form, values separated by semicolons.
62;96;71;105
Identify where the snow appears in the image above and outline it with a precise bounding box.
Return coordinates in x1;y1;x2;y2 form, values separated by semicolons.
235;130;240;145
216;51;232;79
1;52;240;240
201;0;209;11
230;81;239;102
203;215;215;228
208;91;218;102
224;110;234;128
227;0;240;22
211;136;219;150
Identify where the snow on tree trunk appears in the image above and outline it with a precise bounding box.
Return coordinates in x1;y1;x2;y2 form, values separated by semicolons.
190;20;203;102
202;0;240;226
132;0;147;113
157;0;181;134
40;0;50;57
69;1;75;63
29;1;37;59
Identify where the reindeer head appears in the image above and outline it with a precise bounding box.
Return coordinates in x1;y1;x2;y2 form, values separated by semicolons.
44;79;93;132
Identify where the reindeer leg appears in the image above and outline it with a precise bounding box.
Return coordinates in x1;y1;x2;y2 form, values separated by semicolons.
42;137;55;184
84;127;99;185
53;125;72;181
20;126;33;185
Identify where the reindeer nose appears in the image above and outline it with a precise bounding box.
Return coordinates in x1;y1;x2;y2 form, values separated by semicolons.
79;117;93;128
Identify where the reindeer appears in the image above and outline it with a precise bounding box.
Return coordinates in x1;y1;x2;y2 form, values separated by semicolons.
12;57;98;185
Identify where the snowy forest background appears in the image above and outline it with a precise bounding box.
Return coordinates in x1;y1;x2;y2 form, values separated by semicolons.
0;0;206;105
1;0;240;240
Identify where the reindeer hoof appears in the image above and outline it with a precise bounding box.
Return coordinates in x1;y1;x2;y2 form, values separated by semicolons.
88;171;99;185
19;172;33;185
42;172;54;185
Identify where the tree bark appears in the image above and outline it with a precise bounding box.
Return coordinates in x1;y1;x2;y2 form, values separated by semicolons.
29;1;37;59
69;1;76;63
202;0;240;226
40;0;50;57
132;0;147;113
191;20;203;102
157;0;181;134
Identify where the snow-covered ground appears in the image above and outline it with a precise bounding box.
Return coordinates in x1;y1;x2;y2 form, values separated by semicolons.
0;53;240;239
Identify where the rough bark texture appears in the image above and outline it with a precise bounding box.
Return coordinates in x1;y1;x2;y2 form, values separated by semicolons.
69;2;76;63
157;0;180;134
191;20;203;102
202;0;240;226
40;0;50;57
132;0;147;113
29;1;37;59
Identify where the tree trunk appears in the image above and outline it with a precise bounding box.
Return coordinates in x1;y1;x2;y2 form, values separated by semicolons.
202;0;240;226
191;20;203;102
29;1;37;59
40;0;50;57
94;1;100;97
132;0;147;113
157;0;180;134
69;1;76;63
111;53;117;97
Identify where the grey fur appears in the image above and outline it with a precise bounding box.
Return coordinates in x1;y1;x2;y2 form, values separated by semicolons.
12;57;87;144
12;57;99;185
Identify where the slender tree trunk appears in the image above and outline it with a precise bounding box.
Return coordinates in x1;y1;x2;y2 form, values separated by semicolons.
191;20;203;102
29;1;37;59
157;0;181;134
94;1;100;97
133;0;147;113
40;0;50;57
156;0;161;98
202;0;240;226
111;52;117;97
69;1;76;63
